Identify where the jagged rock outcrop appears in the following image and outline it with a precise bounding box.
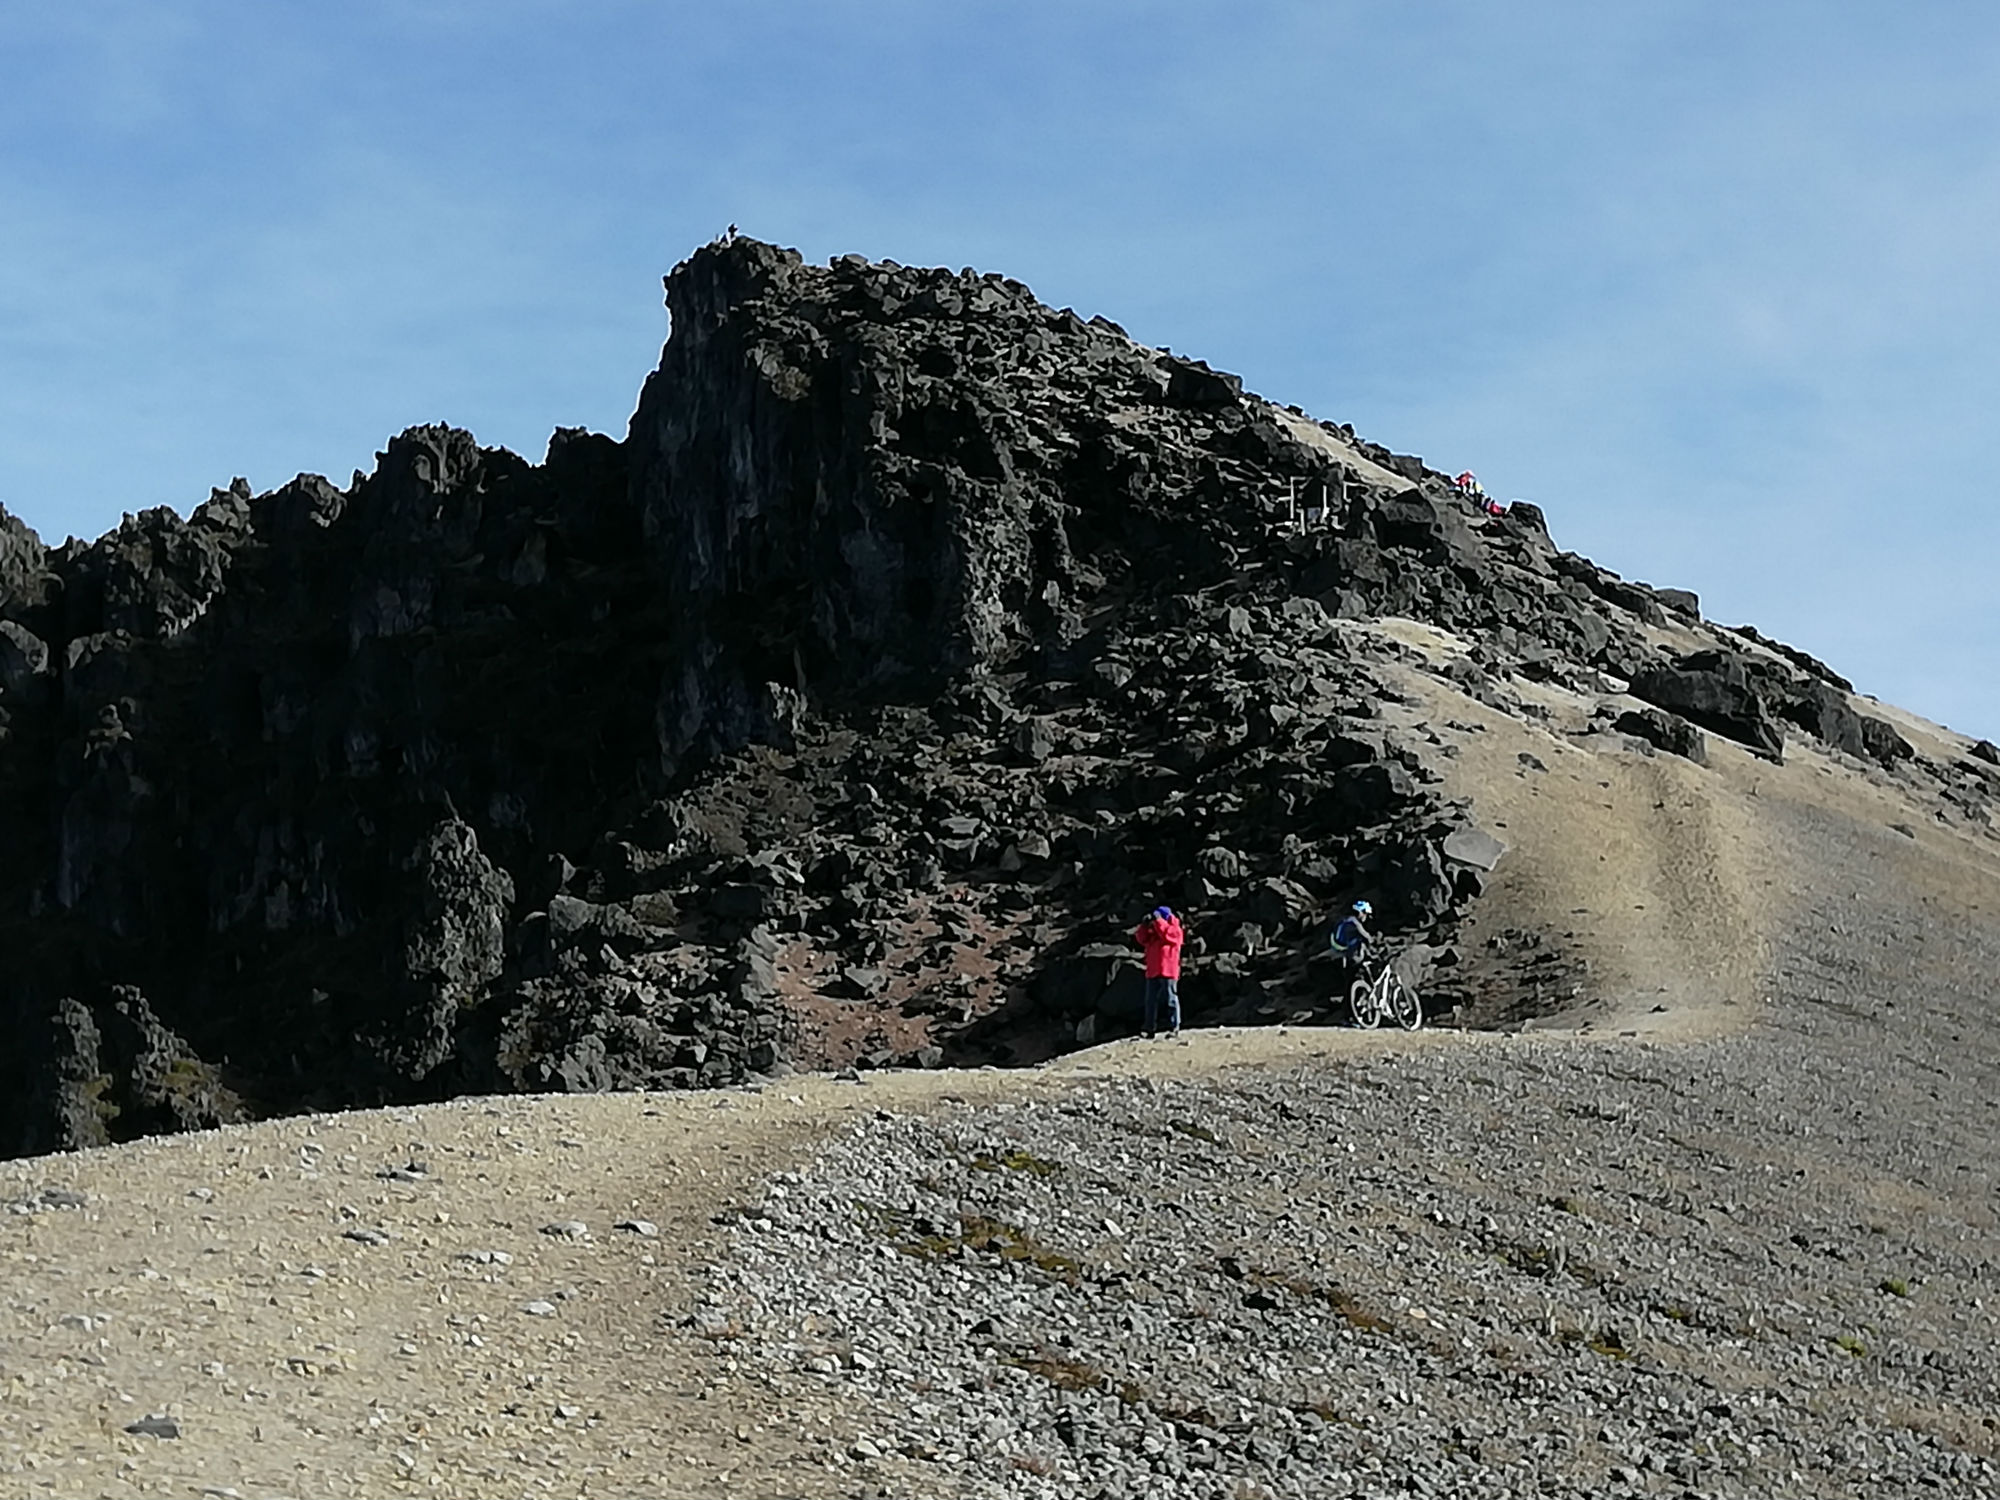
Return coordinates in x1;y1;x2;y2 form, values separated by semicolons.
1629;652;1787;761
1613;707;1708;764
0;503;56;613
0;237;1979;1156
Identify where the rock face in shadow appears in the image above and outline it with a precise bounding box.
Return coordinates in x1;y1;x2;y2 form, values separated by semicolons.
1630;653;1786;761
0;238;1970;1156
1613;707;1708;764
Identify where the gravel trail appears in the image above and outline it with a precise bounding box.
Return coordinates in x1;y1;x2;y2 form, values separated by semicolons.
695;793;2000;1499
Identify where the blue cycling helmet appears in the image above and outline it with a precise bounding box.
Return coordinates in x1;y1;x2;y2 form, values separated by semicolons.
1352;900;1372;915
1153;906;1174;919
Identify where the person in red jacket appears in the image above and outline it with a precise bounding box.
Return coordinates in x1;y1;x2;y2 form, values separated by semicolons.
1133;905;1184;1038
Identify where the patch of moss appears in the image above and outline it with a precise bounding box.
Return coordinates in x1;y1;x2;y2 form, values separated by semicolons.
1496;1239;1605;1288
1832;1333;1868;1358
854;1201;932;1248
862;1202;1082;1280
1549;1321;1630;1359
85;1073;118;1113
1004;1346;1152;1412
1146;1394;1222;1429
154;1055;246;1124
162;1057;210;1100
1585;1328;1630;1359
970;1149;1065;1177
79;1073;118;1146
1245;1268;1392;1333
1322;1287;1394;1334
956;1215;1081;1277
1004;1347;1104;1392
1877;1278;1910;1298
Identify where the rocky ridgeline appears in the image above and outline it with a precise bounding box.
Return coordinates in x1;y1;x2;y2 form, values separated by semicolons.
0;237;1988;1158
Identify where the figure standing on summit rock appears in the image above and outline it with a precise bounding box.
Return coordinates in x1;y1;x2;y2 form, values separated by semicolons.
1134;906;1184;1038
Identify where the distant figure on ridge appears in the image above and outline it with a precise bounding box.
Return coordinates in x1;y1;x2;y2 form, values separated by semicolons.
724;223;738;243
1453;471;1485;503
1133;906;1184;1038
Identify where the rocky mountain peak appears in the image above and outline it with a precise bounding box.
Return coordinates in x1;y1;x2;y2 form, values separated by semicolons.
0;236;1989;1160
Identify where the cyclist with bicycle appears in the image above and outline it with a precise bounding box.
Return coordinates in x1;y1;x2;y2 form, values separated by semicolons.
1331;899;1421;1029
1329;899;1372;982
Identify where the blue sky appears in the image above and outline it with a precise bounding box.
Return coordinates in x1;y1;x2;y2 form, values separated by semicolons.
2;2;1995;737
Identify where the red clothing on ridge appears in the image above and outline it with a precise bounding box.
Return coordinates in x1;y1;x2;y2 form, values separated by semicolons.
1135;914;1184;980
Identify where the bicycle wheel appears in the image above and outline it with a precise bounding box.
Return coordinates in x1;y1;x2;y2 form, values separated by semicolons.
1349;975;1381;1029
1387;973;1423;1031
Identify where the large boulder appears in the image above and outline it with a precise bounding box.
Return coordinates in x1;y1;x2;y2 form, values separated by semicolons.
1773;679;1869;760
1441;826;1508;872
1614;707;1708;764
1653;586;1700;620
1163;357;1244;408
380;819;515;1084
1629;651;1784;760
0;620;50;696
1032;944;1139;1020
1381;838;1454;921
1858;715;1914;765
0;504;55;619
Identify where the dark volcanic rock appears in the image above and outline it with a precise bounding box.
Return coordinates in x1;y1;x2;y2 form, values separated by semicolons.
0;620;50;697
1653;586;1700;620
1772;678;1872;759
1630;651;1785;760
0;503;56;617
1728;623;1854;692
0;235;1925;1155
1857;713;1914;765
1625;643;1913;771
388;819;514;1082
1614;707;1709;764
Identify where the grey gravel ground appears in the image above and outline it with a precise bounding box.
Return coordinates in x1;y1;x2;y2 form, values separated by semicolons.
700;802;1999;1499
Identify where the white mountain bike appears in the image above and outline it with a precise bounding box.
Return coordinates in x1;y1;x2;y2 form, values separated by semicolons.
1347;952;1422;1031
